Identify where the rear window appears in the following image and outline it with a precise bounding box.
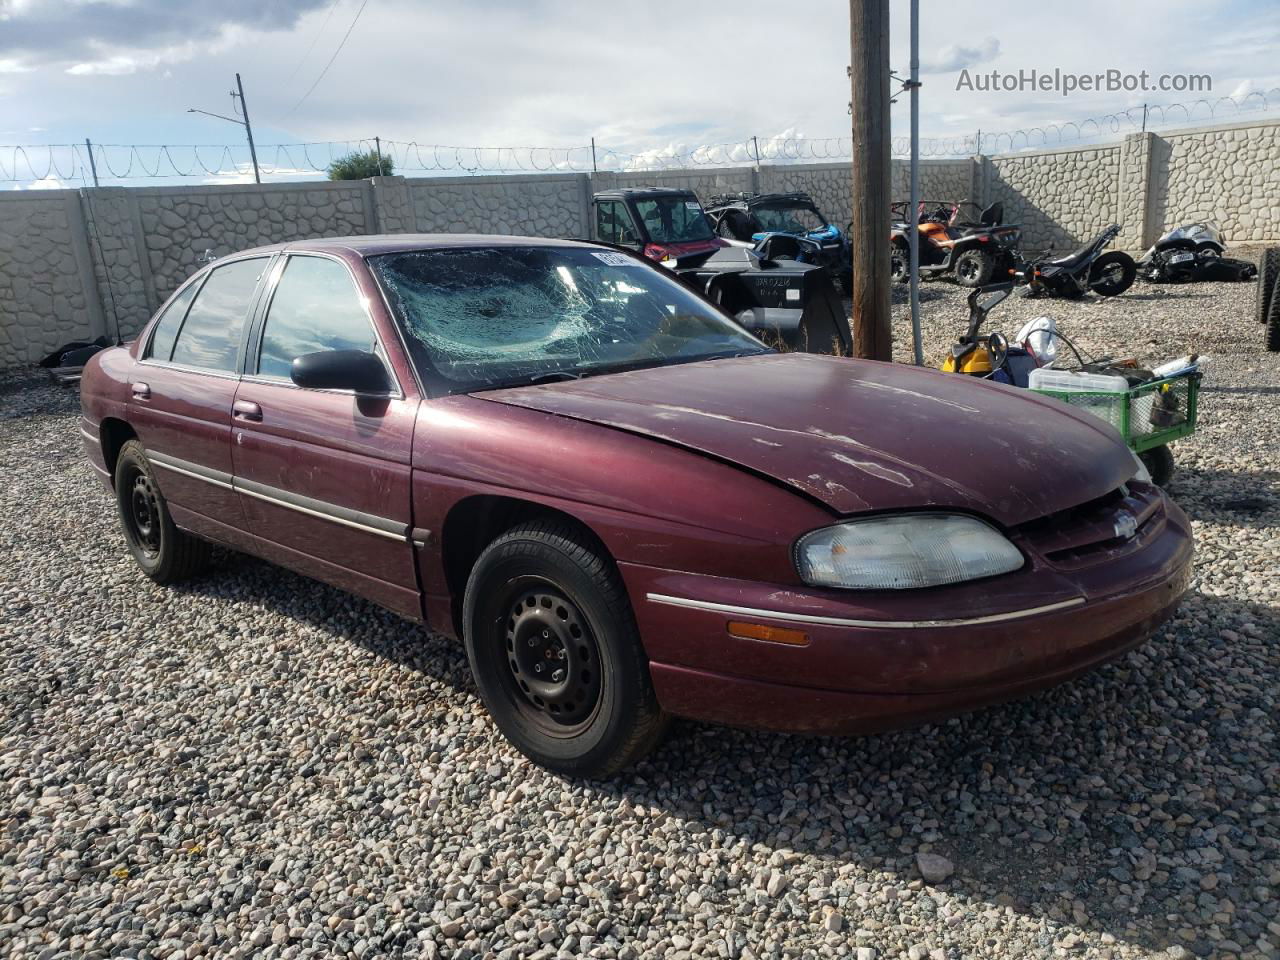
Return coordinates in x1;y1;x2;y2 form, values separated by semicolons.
169;258;268;373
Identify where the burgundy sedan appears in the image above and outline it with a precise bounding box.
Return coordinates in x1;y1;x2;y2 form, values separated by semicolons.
80;236;1193;776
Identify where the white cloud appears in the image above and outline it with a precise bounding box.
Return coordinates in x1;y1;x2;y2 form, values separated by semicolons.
921;38;1000;75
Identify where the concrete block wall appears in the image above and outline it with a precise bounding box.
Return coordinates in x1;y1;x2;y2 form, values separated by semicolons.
0;191;102;362
133;181;373;310
2;116;1278;369
407;173;588;238
982;145;1123;253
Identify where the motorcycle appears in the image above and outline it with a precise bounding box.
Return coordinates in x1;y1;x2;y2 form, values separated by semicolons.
889;199;1022;288
1021;224;1136;298
1137;222;1258;283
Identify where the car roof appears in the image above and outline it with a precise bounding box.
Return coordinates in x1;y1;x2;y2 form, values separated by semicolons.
592;187;698;200
222;234;601;260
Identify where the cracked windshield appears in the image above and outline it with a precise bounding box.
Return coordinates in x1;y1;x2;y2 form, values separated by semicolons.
373;246;766;391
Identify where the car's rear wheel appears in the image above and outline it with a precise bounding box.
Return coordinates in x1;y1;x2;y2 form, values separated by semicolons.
462;519;668;777
114;439;212;583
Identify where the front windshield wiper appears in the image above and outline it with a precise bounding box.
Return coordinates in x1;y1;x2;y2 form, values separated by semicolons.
526;370;582;385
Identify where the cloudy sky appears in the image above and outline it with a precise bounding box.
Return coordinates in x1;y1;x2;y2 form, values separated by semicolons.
1;0;1278;186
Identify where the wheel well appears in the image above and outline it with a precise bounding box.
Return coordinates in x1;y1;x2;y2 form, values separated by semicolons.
99;418;137;484
439;496;608;637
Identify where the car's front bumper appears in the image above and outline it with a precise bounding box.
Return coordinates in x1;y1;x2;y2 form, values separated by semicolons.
620;496;1193;734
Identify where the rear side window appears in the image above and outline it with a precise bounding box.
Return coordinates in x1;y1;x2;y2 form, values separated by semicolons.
169;258;267;372
257;256;377;379
145;280;200;361
595;201;637;245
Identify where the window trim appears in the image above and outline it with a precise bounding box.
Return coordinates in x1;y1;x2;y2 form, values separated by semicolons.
241;251;404;400
140;252;275;376
142;269;209;362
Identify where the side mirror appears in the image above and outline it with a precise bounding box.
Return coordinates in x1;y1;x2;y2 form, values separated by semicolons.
291;350;391;394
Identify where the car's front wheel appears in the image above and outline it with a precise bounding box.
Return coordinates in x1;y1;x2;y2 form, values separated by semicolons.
462;519;668;777
114;439;212;583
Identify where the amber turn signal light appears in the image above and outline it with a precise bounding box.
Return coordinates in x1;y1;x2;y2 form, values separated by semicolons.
727;621;810;646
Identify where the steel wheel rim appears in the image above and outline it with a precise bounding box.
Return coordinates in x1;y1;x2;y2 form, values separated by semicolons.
498;582;602;735
958;257;979;282
126;470;161;557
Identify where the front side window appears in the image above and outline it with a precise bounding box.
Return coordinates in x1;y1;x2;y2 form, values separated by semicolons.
373;245;768;393
257;256;378;379
633;197;714;243
595;201;638;246
169;258;267;372
145;279;200;361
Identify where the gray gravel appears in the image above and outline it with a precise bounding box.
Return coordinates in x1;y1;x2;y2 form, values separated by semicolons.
2;261;1277;960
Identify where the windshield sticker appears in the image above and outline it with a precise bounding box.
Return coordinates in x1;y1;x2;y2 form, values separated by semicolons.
685;201;702;212
591;251;638;267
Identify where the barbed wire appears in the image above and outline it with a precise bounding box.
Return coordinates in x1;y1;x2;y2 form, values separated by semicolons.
3;86;1278;184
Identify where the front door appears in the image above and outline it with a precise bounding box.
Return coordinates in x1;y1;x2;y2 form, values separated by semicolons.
230;253;421;620
129;255;272;535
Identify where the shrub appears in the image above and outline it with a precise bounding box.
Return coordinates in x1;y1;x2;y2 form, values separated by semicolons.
327;149;393;180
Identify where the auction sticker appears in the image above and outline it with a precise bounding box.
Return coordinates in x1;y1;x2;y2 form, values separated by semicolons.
591;251;638;266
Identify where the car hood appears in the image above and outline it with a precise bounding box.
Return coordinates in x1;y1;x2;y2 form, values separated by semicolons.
479;353;1136;527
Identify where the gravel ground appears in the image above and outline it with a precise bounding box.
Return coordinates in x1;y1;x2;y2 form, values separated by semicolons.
1;260;1277;960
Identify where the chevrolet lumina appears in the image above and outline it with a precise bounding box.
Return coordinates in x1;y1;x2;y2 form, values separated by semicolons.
80;236;1193;777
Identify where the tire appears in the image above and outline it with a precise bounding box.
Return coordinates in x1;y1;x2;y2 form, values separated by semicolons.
1267;274;1280;352
889;242;909;283
1256;247;1280;324
462;519;668;777
1138;445;1176;488
953;248;994;288
114;439;212;584
1088;251;1137;296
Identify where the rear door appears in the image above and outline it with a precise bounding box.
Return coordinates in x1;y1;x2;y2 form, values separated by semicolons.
230;252;421;620
129;255;273;533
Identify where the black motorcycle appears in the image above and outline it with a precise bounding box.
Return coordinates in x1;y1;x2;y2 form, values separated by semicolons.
1021;224;1137;298
1137;222;1258;283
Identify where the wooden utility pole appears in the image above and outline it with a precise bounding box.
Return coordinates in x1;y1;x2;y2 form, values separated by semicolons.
848;0;892;360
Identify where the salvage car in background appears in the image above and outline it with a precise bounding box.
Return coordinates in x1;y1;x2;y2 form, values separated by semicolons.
705;191;851;286
80;235;1194;777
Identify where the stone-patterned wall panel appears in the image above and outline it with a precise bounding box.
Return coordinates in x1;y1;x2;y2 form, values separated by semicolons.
81;188;152;338
599;168;756;204
0;193;97;366
409;175;585;237
917;161;977;205
988;146;1121;252
1152;122;1280;243
759;164;851;225
136;183;371;303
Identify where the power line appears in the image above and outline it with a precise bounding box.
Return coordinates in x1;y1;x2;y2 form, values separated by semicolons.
283;0;343;86
284;0;371;120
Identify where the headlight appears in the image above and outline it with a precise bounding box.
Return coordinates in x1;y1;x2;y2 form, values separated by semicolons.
1129;450;1152;485
795;513;1024;590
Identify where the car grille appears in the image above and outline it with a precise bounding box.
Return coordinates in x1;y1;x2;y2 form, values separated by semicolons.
1014;484;1164;568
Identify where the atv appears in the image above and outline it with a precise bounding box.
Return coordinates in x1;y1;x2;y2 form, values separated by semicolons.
591;187;725;264
703;192;851;288
889;199;1021;288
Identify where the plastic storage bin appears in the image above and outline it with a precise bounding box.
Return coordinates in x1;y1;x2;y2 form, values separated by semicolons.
1027;369;1130;432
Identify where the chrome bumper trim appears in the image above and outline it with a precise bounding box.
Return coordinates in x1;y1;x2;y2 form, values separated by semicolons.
644;593;1086;629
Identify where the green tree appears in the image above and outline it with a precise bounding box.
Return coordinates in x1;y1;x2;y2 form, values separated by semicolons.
327;149;393;180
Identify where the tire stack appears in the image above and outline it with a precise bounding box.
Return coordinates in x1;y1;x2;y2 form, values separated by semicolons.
1259;247;1280;352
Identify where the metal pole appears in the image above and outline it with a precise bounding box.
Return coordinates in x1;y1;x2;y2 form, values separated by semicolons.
848;0;892;361
590;137;598;173
752;135;760;165
1142;103;1149;132
974;128;982;155
374;136;385;176
235;73;262;184
84;138;100;187
908;0;923;366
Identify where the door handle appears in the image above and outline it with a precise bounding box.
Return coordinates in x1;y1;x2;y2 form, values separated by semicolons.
232;399;263;422
131;382;150;400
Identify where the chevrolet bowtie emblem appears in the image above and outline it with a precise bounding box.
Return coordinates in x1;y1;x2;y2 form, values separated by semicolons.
1113;513;1138;540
